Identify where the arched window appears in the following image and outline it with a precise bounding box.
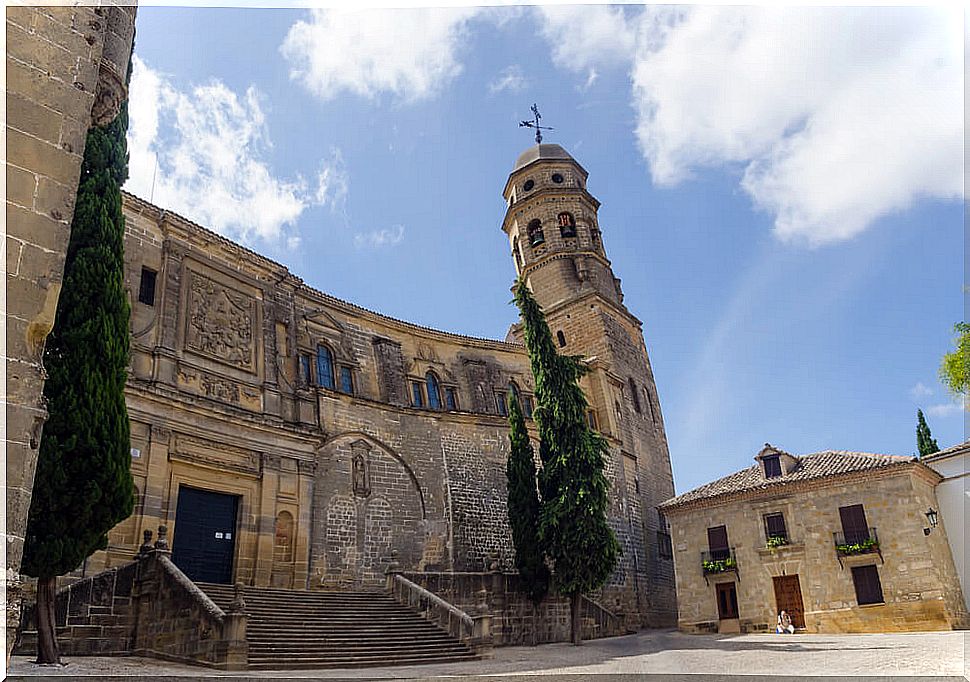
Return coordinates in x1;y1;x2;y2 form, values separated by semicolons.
628;377;641;413
426;371;441;410
316;345;335;389
509;381;521;407
556;330;567;348
527;219;544;247
558;212;576;238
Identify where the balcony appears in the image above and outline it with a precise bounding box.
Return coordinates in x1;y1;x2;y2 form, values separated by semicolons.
701;548;738;583
833;528;881;568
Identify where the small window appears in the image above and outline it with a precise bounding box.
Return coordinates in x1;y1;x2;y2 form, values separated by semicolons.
299;354;313;387
629;378;641;413
411;381;424;408
445;387;458;411
523;179;535;191
556;330;566;348
839;504;870;545
763;454;782;478
522;395;534;419
707;525;729;560
340;366;354;394
316;345;335;390
851;565;884;605
558;212;576;238
764;513;788;542
509;381;521;407
586;409;598;431
496;391;508;417
551;173;564;184
527;219;544;247
426;372;441;410
657;530;673;559
138;267;157;306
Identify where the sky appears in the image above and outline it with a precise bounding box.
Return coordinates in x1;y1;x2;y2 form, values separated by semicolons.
124;5;965;494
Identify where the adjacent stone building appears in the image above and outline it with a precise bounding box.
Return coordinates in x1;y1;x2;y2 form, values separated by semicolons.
659;444;968;634
5;2;137;657
79;143;677;627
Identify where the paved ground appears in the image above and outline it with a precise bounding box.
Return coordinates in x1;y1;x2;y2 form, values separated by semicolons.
6;630;967;680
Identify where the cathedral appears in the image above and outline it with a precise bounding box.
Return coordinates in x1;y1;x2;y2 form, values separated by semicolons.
96;142;677;627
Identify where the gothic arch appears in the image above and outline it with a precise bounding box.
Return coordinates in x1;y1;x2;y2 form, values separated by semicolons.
316;432;427;519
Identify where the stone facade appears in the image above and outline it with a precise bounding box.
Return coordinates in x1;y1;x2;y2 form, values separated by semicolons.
80;143;677;628
5;1;137;658
659;445;969;634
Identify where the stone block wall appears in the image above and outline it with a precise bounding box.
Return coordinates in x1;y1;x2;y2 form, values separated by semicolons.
665;466;968;634
404;571;628;645
16;562;137;656
5;2;137;657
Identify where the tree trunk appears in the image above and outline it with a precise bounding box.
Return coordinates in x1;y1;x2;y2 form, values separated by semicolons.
570;592;583;646
531;601;538;647
35;576;60;664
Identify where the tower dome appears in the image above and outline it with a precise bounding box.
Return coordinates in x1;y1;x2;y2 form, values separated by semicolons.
513;143;576;172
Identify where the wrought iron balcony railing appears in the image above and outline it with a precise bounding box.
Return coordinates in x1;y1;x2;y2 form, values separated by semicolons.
833;527;879;557
701;548;738;575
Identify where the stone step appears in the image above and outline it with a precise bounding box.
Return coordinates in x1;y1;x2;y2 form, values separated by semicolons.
246;653;479;670
196;582;475;670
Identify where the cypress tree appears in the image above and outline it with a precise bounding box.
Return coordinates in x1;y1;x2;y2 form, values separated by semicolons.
513;279;619;645
506;392;550;607
916;409;940;458
21;67;135;664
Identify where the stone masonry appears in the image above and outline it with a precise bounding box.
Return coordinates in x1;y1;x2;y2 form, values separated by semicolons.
74;142;677;630
660;445;968;634
5;1;136;658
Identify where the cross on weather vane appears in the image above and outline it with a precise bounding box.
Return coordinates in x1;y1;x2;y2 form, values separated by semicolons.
519;103;554;145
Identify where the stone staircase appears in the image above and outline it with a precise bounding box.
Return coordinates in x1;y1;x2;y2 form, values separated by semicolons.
198;583;479;670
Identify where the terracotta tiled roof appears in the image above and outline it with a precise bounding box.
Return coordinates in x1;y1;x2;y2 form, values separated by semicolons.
660;450;915;510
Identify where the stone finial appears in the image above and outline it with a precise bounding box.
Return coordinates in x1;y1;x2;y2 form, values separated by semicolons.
476;586;490;615
385;549;401;575
138;529;153;558
154;525;169;551
229;582;247;614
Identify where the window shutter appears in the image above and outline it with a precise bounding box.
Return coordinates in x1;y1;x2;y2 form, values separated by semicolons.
851;565;884;605
765;513;787;539
707;525;729;554
839;505;869;544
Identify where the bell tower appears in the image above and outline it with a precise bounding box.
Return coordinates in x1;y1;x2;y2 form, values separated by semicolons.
502;143;678;627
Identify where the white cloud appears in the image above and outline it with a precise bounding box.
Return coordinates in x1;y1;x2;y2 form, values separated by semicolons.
125;56;313;247
354;225;405;249
910;382;934;399
630;6;963;246
489;65;526;94
926;400;964;418
536;5;635;74
280;8;478;103
314;148;349;211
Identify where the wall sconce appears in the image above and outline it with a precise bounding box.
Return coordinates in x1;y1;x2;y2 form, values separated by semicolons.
923;507;939;536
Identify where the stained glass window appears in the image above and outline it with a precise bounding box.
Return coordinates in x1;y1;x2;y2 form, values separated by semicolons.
426;372;441;410
340;366;354;394
317;345;335;389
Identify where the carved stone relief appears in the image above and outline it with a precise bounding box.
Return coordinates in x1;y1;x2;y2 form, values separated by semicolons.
185;272;256;371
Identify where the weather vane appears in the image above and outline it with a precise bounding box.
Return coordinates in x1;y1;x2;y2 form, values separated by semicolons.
519;103;553;145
